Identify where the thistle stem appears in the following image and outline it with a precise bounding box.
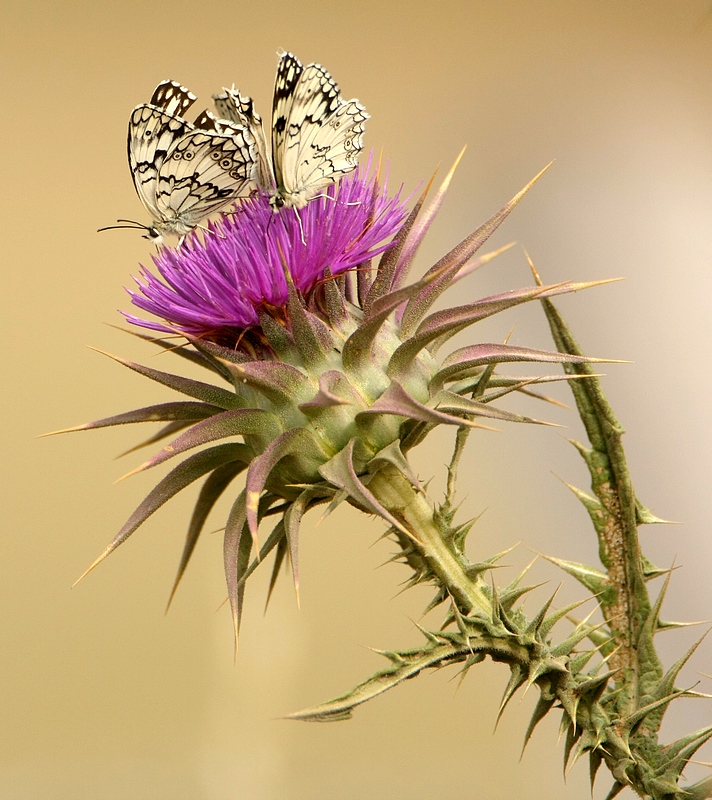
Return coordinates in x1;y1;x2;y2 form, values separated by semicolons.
368;464;492;615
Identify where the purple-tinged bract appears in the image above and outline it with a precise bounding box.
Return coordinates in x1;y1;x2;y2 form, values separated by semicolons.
125;167;409;345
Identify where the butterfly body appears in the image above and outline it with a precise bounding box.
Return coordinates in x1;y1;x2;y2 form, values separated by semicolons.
123;81;257;244
213;53;368;213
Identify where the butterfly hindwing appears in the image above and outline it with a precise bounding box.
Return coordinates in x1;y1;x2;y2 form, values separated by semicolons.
213;88;273;191
155;124;256;224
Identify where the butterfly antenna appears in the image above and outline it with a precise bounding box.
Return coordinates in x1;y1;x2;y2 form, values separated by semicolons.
97;219;150;233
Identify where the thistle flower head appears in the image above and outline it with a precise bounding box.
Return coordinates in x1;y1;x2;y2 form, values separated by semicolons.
74;154;600;647
125;165;408;349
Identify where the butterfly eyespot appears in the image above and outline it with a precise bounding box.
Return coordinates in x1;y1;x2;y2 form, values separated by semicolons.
144;130;153;138
210;151;222;161
220;158;232;168
183;151;194;160
229;169;241;179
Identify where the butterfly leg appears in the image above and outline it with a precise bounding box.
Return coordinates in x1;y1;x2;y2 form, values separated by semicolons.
294;208;307;246
311;193;361;208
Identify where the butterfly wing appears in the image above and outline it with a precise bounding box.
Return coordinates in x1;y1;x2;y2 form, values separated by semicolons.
213;87;273;191
127;104;192;223
271;53;369;206
153;120;256;232
149;80;197;117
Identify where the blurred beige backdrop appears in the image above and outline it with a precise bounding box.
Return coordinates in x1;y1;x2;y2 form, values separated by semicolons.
2;1;711;798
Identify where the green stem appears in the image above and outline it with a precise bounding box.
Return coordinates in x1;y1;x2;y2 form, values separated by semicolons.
367;464;492;615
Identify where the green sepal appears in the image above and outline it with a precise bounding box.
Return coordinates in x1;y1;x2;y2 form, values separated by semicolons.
399;163;551;337
245;428;327;539
49;401;223;435
167;460;247;609
134;409;278;472
318;439;413;539
94;349;243;409
77;443;250;582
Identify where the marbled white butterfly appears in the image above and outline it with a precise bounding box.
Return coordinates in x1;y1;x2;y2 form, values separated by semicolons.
213;52;369;211
101;80;257;245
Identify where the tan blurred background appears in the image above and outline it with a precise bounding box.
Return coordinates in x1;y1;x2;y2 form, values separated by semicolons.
3;1;711;797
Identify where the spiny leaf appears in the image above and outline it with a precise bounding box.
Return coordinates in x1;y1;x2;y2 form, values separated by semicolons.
603;780;626;800
685;774;712;800
496;665;527;726
657;725;712;775
646;630;710;711
524;587;561;637
540;554;610;597
521;693;557;756
589;748;604;792
285;640;470;722
538;595;598;639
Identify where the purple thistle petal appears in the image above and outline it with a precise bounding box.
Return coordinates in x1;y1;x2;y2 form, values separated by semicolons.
124;166;409;342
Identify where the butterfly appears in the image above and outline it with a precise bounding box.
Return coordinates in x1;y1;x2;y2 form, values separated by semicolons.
213;52;369;212
100;80;257;245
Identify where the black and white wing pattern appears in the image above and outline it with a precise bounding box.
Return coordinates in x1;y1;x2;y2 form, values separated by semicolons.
213;87;274;193
270;53;369;209
213;53;368;212
125;80;256;244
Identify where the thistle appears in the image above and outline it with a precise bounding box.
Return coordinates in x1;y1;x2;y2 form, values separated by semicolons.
60;152;711;800
69;154;592;635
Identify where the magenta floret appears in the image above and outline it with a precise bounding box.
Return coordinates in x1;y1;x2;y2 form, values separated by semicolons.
124;167;408;337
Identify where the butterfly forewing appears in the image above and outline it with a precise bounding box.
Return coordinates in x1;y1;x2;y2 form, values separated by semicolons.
269;53;369;208
150;80;197;117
